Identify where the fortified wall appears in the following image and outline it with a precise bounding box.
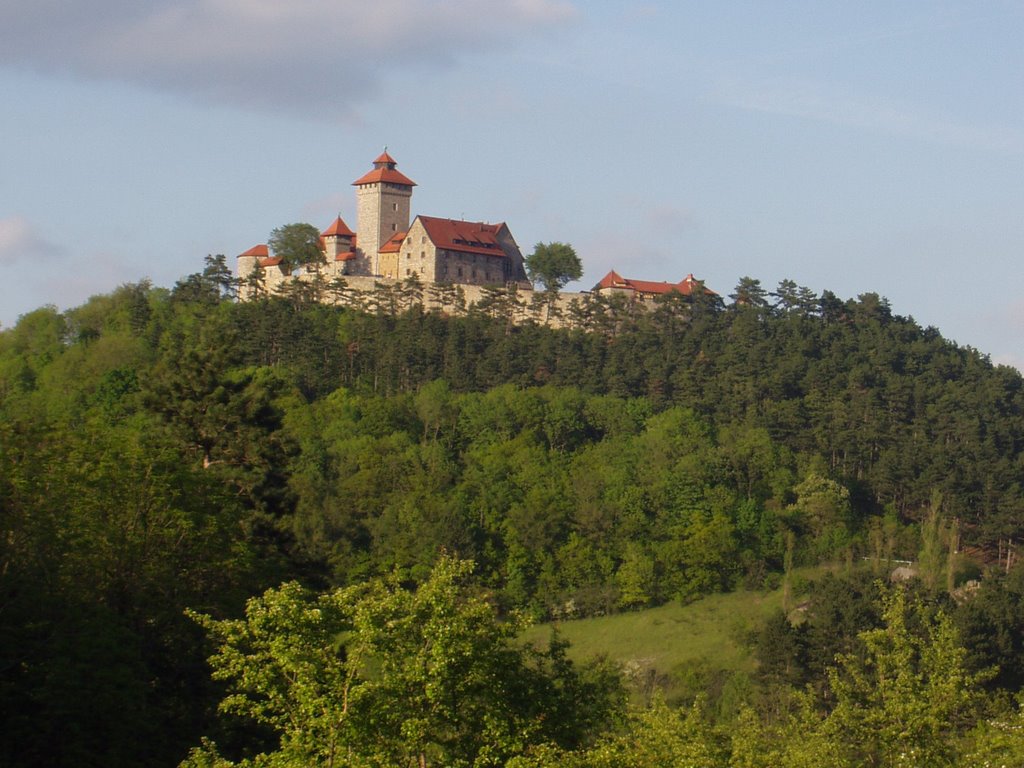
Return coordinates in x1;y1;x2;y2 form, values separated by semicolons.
249;268;591;329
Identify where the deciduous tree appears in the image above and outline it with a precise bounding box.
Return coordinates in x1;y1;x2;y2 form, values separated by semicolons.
185;557;622;768
526;242;582;292
268;222;325;274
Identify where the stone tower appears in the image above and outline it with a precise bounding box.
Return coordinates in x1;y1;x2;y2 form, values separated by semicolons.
352;151;415;276
321;216;355;261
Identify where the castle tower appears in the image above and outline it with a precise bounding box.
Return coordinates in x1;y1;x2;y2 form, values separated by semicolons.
321;216;355;260
352;151;415;276
236;244;269;299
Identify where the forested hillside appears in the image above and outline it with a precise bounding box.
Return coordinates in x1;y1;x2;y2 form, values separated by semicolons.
3;258;1024;766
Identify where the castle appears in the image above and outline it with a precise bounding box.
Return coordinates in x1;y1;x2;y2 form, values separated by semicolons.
236;151;714;314
237;151;530;295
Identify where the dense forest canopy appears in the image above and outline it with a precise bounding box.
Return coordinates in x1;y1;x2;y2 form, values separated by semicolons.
3;257;1024;766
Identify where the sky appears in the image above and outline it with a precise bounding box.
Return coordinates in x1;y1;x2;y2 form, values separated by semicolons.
1;1;1022;367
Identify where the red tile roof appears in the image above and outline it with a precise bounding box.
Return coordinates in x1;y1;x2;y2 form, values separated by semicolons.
352;152;416;187
321;216;355;237
240;244;281;268
353;166;417;187
595;270;716;296
595;270;625;289
335;251;357;261
379;231;407;254
418;216;508;257
679;273;716;295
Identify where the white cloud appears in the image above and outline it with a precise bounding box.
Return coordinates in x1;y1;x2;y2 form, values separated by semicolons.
0;0;578;118
0;216;64;264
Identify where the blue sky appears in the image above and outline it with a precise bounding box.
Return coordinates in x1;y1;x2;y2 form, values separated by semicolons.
2;1;1022;367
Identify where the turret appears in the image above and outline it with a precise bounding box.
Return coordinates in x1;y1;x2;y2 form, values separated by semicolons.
321;216;355;260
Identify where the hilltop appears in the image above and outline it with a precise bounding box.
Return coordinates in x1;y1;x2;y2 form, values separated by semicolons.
3;265;1024;765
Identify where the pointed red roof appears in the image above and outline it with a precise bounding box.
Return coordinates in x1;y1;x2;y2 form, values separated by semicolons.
239;244;269;258
352;151;416;187
595;270;626;289
418;216;508;257
322;216;354;238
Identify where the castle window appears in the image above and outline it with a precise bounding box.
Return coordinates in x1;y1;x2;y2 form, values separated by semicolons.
391;224;397;231
392;203;398;211
406;269;410;276
457;267;463;277
421;236;426;244
420;251;425;259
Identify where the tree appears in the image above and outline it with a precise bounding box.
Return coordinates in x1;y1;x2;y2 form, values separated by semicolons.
729;276;769;310
173;256;236;305
525;242;582;292
784;473;852;560
579;697;724;767
267;222;325;274
771;279;800;313
962;701;1024;767
824;587;986;767
185;556;622;768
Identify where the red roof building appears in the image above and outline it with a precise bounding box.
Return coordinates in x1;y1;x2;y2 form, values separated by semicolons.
238;244;282;268
595;270;715;298
418;216;507;257
377;215;529;286
240;244;269;258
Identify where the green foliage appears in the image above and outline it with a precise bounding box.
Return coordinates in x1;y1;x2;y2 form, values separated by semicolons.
784;473;853;561
824;587;986;767
186;557;623;767
6;260;1024;766
267;222;325;274
580;697;725;767
961;701;1024;767
955;563;1024;691
525;242;583;292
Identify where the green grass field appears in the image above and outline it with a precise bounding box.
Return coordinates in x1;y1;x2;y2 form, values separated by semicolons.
524;588;783;675
521;567;841;704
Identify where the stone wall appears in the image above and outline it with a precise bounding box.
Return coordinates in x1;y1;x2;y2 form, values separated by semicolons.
240;265;592;329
